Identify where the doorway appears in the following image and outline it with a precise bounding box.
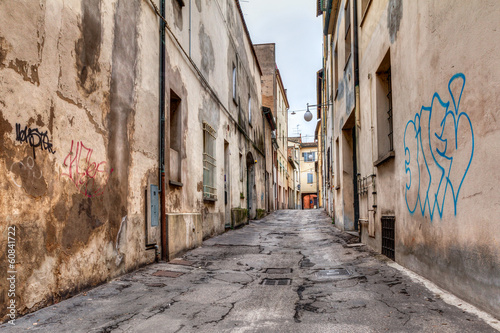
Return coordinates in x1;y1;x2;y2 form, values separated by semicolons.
246;152;255;219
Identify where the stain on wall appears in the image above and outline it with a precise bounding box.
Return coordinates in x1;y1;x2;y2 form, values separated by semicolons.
75;0;102;95
387;0;402;43
106;0;139;240
0;36;7;67
7;59;40;86
199;25;215;78
61;195;105;252
172;0;183;30
9;156;47;197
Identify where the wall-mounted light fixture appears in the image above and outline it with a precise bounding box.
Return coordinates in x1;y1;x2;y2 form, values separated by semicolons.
288;103;333;122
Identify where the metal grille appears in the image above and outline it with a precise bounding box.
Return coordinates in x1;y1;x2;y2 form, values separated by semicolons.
203;122;217;200
265;268;292;274
262;278;292;286
381;216;395;260
386;69;393;152
316;268;350;277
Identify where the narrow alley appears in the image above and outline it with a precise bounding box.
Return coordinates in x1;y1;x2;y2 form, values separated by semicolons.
2;210;497;333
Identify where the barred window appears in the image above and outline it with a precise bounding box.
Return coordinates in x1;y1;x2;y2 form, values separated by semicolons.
203;122;217;200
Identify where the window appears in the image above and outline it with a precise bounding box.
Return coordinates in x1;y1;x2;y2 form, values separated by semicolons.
345;0;351;65
327;147;331;183
170;90;182;184
232;64;237;102
203;122;217;200
375;50;394;164
307;173;313;184
303;151;316;162
248;96;252;124
239;152;244;181
335;138;340;188
334;43;339;98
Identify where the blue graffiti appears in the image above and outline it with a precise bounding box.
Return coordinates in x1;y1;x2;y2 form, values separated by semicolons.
404;73;474;220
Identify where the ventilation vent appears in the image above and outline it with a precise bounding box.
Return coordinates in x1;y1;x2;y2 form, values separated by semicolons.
381;216;395;260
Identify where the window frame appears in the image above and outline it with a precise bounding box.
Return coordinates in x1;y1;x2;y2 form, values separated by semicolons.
248;95;252;125
344;0;352;66
203;122;217;201
307;173;314;184
232;63;237;104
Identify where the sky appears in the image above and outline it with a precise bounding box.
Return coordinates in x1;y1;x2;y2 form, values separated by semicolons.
240;0;323;142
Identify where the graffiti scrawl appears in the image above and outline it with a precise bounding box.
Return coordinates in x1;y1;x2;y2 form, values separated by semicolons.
61;140;113;198
15;123;56;159
404;73;474;220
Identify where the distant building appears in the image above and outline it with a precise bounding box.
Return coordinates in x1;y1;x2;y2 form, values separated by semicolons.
254;43;290;210
288;137;302;209
300;142;319;209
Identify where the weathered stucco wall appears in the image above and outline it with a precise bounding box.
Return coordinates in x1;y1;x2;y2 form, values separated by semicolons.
160;0;264;255
0;0;161;321
354;0;500;316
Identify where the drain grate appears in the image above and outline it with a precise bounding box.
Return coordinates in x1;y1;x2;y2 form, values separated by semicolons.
169;259;195;266
316;268;350;277
262;278;292;286
152;270;184;278
265;268;292;274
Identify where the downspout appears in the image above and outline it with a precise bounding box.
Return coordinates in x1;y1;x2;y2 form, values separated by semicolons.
262;108;268;212
352;0;360;234
159;0;168;261
189;0;192;57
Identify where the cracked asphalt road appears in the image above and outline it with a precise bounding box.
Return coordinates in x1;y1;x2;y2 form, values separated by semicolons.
3;210;498;332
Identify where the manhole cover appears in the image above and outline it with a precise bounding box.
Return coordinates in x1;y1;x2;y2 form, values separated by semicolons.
316;268;350;277
152;270;184;278
262;278;292;286
169;259;195;266
265;268;292;274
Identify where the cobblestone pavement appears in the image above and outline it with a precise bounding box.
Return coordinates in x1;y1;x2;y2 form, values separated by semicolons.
2;209;499;332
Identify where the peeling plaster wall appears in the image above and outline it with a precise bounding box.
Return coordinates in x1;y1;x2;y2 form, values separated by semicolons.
0;0;160;321
328;0;357;231
353;0;500;316
161;0;264;255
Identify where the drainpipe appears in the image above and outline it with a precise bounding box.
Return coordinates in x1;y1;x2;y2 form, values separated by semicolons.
159;0;168;261
189;0;192;57
352;0;360;235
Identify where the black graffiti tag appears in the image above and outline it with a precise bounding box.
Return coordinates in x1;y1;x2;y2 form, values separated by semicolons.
15;123;56;159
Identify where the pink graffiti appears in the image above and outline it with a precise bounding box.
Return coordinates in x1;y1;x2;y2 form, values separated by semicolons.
61;140;113;198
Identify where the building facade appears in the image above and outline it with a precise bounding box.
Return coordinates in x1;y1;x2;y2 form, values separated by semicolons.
299;142;319;209
254;43;290;210
319;0;500;316
0;0;265;320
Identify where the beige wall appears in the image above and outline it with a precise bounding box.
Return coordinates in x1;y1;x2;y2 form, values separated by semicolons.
0;0;264;320
322;0;500;316
300;146;318;194
254;43;289;211
0;0;159;320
